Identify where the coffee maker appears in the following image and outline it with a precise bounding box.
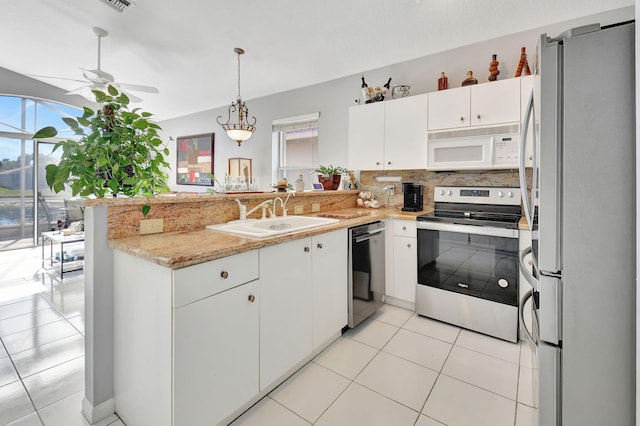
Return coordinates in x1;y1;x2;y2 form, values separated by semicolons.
402;183;423;212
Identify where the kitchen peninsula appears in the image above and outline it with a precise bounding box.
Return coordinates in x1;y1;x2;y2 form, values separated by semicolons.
81;190;422;425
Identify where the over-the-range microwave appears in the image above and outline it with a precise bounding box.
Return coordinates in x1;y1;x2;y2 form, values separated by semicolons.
427;125;522;171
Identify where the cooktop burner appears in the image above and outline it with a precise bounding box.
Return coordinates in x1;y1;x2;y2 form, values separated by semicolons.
417;186;522;229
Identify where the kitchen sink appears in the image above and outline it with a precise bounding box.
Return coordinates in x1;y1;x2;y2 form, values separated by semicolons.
206;216;339;238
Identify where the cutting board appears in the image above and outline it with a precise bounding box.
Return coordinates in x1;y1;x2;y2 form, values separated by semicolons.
317;211;372;219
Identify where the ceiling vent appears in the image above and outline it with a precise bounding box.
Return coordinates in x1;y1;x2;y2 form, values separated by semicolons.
97;0;134;13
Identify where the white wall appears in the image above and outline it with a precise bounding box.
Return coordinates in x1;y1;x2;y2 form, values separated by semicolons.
160;6;634;193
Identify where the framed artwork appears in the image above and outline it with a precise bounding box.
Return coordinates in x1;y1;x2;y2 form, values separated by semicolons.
228;158;252;178
176;133;214;185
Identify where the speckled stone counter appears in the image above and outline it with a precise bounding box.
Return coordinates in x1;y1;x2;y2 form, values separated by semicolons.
108;207;428;269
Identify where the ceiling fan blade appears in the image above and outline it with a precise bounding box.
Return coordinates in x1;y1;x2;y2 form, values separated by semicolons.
117;82;159;94
81;68;115;83
24;74;89;84
66;85;100;102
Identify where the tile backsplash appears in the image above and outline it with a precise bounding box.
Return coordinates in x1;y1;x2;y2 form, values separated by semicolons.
360;169;529;210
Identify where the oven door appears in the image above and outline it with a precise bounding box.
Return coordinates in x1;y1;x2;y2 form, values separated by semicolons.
416;221;520;341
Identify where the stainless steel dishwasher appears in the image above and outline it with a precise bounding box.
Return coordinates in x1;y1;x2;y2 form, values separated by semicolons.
348;221;385;328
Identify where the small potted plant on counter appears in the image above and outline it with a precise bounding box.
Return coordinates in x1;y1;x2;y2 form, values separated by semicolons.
314;164;347;190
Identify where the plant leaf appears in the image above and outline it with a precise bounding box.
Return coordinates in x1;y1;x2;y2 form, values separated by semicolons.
142;204;151;217
107;85;119;96
33;126;58;139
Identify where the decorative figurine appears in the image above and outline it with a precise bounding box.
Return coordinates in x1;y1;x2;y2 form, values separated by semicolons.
516;47;532;77
438;72;448;90
488;54;500;81
461;71;478;86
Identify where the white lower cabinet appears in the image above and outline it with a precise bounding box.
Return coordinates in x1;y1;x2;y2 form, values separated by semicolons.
311;229;348;348
113;229;348;426
385;219;417;308
174;280;259;425
259;237;313;390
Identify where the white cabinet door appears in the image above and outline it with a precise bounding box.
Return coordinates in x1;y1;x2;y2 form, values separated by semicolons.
348;102;385;171
384;94;428;170
259;238;313;390
470;78;521;126
173;280;259;426
311;229;348;349
393;235;417;303
427;86;470;131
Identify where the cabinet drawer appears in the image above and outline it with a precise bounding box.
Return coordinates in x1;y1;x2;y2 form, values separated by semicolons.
393;220;417;236
173;250;259;308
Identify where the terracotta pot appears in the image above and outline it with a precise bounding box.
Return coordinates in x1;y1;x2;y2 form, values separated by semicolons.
318;174;341;190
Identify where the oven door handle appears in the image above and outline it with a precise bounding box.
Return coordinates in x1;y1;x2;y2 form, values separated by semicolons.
353;229;384;243
417;222;518;239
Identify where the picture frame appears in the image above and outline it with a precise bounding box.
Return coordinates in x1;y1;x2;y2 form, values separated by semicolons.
228;158;252;179
176;133;214;186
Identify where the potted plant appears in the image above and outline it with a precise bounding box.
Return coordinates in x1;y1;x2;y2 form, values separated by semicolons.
314;164;347;190
33;85;170;214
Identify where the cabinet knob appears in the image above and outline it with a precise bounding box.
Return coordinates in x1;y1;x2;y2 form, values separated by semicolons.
220;270;229;279
376;161;380;165
407;243;412;248
402;225;407;230
304;246;310;252
477;114;481;120
460;116;464;122
317;243;323;249
387;161;391;165
248;294;256;303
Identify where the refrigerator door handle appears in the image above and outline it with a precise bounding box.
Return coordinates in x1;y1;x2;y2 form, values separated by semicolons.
519;91;535;228
519;246;538;291
519;288;537;349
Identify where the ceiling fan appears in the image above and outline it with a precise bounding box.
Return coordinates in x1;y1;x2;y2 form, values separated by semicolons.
30;26;159;102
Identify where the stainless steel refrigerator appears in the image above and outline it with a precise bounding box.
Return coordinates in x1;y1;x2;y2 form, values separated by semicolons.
519;21;636;425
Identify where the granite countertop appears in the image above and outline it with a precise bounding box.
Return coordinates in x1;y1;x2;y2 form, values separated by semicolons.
109;207;428;269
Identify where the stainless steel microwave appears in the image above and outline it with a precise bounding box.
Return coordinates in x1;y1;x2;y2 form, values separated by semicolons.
427;125;522;171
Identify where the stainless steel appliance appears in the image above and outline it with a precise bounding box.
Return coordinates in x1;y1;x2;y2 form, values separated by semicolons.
519;21;635;426
348;221;385;328
402;183;423;212
416;186;522;342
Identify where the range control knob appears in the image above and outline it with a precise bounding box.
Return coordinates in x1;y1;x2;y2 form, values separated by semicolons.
439;189;446;196
507;191;514;198
447;190;453;196
498;191;505;197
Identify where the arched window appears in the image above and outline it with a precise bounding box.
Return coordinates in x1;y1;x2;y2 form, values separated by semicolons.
0;96;82;250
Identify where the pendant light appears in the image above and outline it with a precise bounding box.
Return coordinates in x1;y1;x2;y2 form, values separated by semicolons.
217;48;256;146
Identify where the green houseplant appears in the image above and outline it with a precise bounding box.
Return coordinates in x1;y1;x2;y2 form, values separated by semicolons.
33;85;170;213
314;164;347;190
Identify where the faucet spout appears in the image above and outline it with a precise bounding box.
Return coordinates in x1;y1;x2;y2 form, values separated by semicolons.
244;199;274;220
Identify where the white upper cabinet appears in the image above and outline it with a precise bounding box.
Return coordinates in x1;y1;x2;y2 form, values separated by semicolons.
427;86;471;131
348;101;385;171
384;94;428;170
348;94;427;171
428;78;522;131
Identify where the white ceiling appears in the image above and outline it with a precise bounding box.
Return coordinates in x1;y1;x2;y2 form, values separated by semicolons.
1;0;633;120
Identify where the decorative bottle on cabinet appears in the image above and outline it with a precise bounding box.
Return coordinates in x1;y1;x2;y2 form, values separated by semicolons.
438;72;448;90
461;71;478;86
294;174;305;192
488;54;500;81
515;47;532;77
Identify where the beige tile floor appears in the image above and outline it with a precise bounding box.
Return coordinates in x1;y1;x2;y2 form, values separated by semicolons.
0;247;539;426
233;304;539;426
0;247;122;426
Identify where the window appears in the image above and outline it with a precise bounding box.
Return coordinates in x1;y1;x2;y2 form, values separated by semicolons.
0;96;81;250
272;113;319;187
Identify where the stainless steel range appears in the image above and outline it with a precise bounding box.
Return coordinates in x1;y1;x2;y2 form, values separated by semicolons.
416;186;521;342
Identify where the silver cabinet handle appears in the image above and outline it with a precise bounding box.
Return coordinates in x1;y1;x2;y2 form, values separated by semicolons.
220;270;229;279
304;246;310;253
317;243;323;249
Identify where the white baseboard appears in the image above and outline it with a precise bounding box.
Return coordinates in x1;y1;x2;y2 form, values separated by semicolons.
82;397;115;424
